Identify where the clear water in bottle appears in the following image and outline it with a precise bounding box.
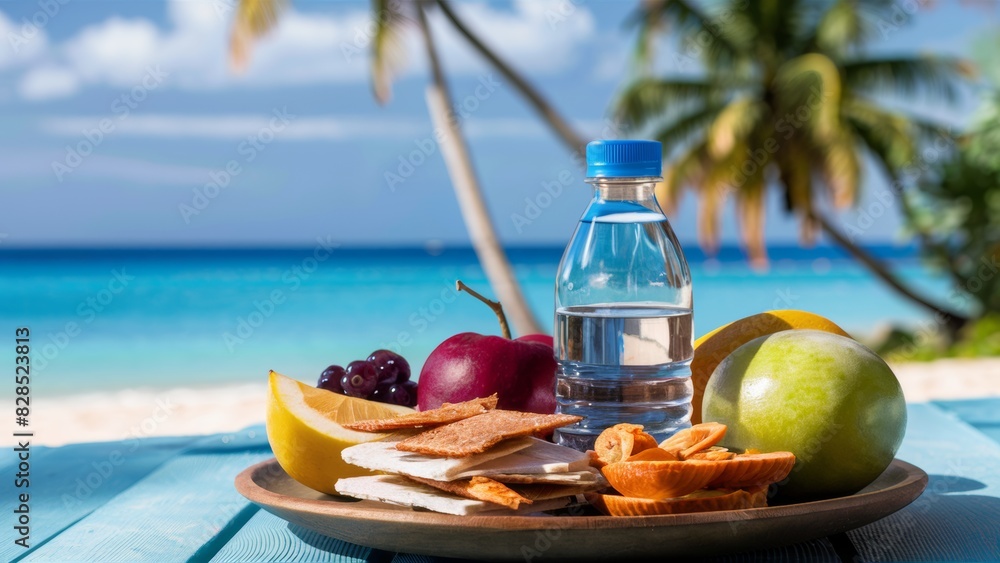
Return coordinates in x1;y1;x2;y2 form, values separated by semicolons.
554;140;693;450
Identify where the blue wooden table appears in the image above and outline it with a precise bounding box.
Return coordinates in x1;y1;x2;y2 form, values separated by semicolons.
4;400;1000;562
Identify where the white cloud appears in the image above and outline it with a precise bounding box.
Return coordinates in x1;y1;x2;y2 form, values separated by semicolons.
37;114;562;140
40;114;426;140
10;0;595;101
0;10;48;69
18;64;80;100
0;150;213;185
64;17;162;86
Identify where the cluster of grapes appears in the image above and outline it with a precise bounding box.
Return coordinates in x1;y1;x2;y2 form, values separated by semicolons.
317;349;417;407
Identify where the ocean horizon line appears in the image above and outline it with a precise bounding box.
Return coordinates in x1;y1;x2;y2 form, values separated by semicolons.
0;242;923;263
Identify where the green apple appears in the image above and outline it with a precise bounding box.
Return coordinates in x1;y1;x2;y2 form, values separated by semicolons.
703;329;906;499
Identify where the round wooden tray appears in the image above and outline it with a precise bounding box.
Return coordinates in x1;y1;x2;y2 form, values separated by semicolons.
236;458;927;561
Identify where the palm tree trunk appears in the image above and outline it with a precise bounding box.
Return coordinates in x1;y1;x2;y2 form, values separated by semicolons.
415;1;543;336
434;0;589;159
812;210;968;338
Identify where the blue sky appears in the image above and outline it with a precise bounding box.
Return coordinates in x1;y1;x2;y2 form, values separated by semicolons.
0;0;996;249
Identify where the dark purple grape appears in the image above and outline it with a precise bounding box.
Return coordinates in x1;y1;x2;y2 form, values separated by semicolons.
367;349;411;384
340;360;378;398
387;381;418;407
370;382;394;404
317;365;346;393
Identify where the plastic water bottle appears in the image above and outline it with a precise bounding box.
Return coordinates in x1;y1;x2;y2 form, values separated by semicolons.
553;140;694;451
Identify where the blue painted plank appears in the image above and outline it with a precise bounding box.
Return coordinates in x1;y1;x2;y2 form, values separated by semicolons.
210;510;372;563
0;435;196;562
390;539;841;563
935;398;1000;446
19;449;272;562
848;402;1000;562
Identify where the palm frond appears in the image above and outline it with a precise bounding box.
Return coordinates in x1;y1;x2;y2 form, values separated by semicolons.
230;0;287;71
842;98;919;173
659;139;708;214
696;169;726;253
707;97;763;158
371;0;410;104
842;56;975;103
615;78;730;130
820;133;861;208
652;102;727;156
776;145;814;215
736;166;767;267
741;0;810;59
628;0;749;69
803;0;899;55
774;53;842;141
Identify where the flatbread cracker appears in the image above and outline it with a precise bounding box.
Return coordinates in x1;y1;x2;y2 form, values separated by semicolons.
488;470;602;485
395;410;582;457
343;395;498;432
407;475;532;510
334;475;585;516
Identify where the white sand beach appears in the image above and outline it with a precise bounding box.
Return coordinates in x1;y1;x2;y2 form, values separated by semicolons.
11;358;1000;448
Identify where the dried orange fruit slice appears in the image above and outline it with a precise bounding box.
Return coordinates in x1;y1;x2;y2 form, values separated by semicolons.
586;486;768;516
601;459;722;500
627;448;679;462
659;422;727;459
592;423;659;467
686;446;736;461
708;452;796;489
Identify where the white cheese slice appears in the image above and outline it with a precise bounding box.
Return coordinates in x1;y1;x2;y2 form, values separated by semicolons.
457;439;591;478
341;436;536;481
335;475;587;516
341;437;590;481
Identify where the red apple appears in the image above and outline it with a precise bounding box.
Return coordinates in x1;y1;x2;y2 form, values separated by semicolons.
418;333;556;414
417;282;556;414
517;334;554;347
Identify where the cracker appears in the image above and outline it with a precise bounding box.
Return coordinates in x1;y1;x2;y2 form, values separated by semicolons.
342;395;498;432
406;475;532;510
394;410;582;457
488;469;602;485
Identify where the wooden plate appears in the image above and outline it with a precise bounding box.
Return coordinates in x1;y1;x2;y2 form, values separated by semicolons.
236;458;927;561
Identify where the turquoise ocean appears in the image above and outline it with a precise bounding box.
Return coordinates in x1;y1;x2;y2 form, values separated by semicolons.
0;246;950;396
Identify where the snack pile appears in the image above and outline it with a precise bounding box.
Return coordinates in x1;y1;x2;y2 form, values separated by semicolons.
585;423;795;516
334;395;608;515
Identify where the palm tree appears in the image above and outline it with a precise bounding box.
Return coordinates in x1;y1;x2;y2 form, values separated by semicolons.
229;0;544;335
616;0;973;334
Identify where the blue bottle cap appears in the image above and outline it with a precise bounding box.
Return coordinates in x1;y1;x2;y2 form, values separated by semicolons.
586;140;662;178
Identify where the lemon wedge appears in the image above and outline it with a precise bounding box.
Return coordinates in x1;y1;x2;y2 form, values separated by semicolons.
266;370;414;494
